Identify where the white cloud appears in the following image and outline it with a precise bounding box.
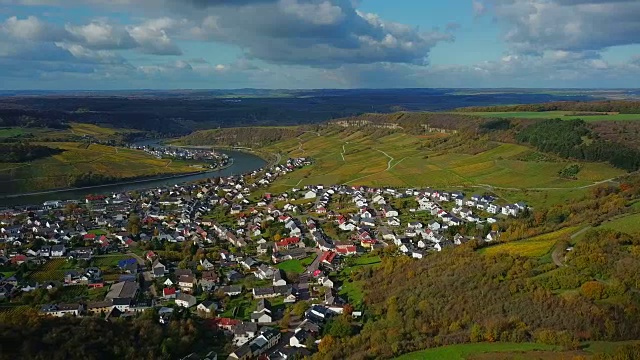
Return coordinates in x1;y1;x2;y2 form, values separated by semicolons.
66;21;136;50
491;0;640;54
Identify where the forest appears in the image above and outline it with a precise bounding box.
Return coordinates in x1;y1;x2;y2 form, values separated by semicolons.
456;100;640;114
314;229;640;360
0;143;63;162
176;127;303;148
0;308;226;360
516;119;640;171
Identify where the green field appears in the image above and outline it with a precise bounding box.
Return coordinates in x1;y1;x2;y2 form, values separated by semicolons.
275;256;315;274
258;127;624;207
352;255;382;266
597;213;640;234
0;141;201;194
482;227;579;257
457;111;640;121
394;342;558;360
0;128;29;138
395;341;640;360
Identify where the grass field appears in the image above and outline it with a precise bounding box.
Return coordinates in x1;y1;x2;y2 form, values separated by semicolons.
394;342;559;360
597;213;640;234
219;296;259;320
275;256;315;274
396;340;640;360
457;111;640;122
0;141;201;194
481;227;579;257
0;128;28;138
339;279;365;306
352;255;382;266
258;127;623;208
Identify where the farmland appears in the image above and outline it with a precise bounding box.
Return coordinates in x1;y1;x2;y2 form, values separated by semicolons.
258;127;624;207
455;111;640;121
481;227;579;257
0;141;201;194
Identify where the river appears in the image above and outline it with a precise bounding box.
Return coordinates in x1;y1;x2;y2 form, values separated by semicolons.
0;144;267;207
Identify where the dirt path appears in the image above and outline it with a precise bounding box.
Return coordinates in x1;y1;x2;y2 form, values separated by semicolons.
341;143;348;162
376;149;394;171
389;157;407;170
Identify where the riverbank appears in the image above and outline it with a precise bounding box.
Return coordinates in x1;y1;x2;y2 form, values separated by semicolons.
171;142;279;168
0;171;207;199
0;159;236;199
0;149;266;207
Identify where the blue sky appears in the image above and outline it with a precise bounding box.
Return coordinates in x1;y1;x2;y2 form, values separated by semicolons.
0;0;639;89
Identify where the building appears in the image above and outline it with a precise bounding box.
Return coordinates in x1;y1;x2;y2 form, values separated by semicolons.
40;303;84;317
176;293;197;308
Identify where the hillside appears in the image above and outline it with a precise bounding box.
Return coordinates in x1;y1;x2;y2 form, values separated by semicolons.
0;142;202;195
313;229;640;360
174;127;304;148
0;89;598;134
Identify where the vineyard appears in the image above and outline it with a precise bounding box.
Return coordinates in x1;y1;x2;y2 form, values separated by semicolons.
26;258;75;283
0;305;36;317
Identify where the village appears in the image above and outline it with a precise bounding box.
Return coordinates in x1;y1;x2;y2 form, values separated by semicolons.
131;143;231;169
0;156;527;360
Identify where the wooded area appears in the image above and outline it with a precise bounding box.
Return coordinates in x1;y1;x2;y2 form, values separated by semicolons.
516;119;640;171
456;101;640;114
0;308;225;360
314;229;640;360
0;143;62;162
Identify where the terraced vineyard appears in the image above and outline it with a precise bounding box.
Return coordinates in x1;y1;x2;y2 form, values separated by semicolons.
259;127;624;207
0;141;199;194
481;227;579;257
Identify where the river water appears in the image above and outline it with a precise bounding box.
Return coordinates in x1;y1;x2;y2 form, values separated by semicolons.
0;145;267;207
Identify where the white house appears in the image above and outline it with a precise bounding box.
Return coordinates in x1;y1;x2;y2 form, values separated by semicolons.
51;245;66;257
176;293;197;308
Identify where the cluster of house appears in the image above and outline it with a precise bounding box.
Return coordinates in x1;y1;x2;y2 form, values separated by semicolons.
131;143;230;168
0;152;537;360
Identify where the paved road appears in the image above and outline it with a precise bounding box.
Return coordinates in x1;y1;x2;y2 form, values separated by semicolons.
551;226;592;267
304;249;322;275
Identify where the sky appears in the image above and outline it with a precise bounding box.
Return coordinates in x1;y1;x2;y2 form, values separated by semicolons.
1;0;639;90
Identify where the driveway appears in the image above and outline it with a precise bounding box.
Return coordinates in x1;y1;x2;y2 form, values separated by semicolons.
304;249;322;275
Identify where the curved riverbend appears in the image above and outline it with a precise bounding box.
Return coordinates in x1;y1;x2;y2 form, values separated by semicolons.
0;149;266;207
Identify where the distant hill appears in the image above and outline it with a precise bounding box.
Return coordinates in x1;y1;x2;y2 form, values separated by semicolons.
0;89;599;135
